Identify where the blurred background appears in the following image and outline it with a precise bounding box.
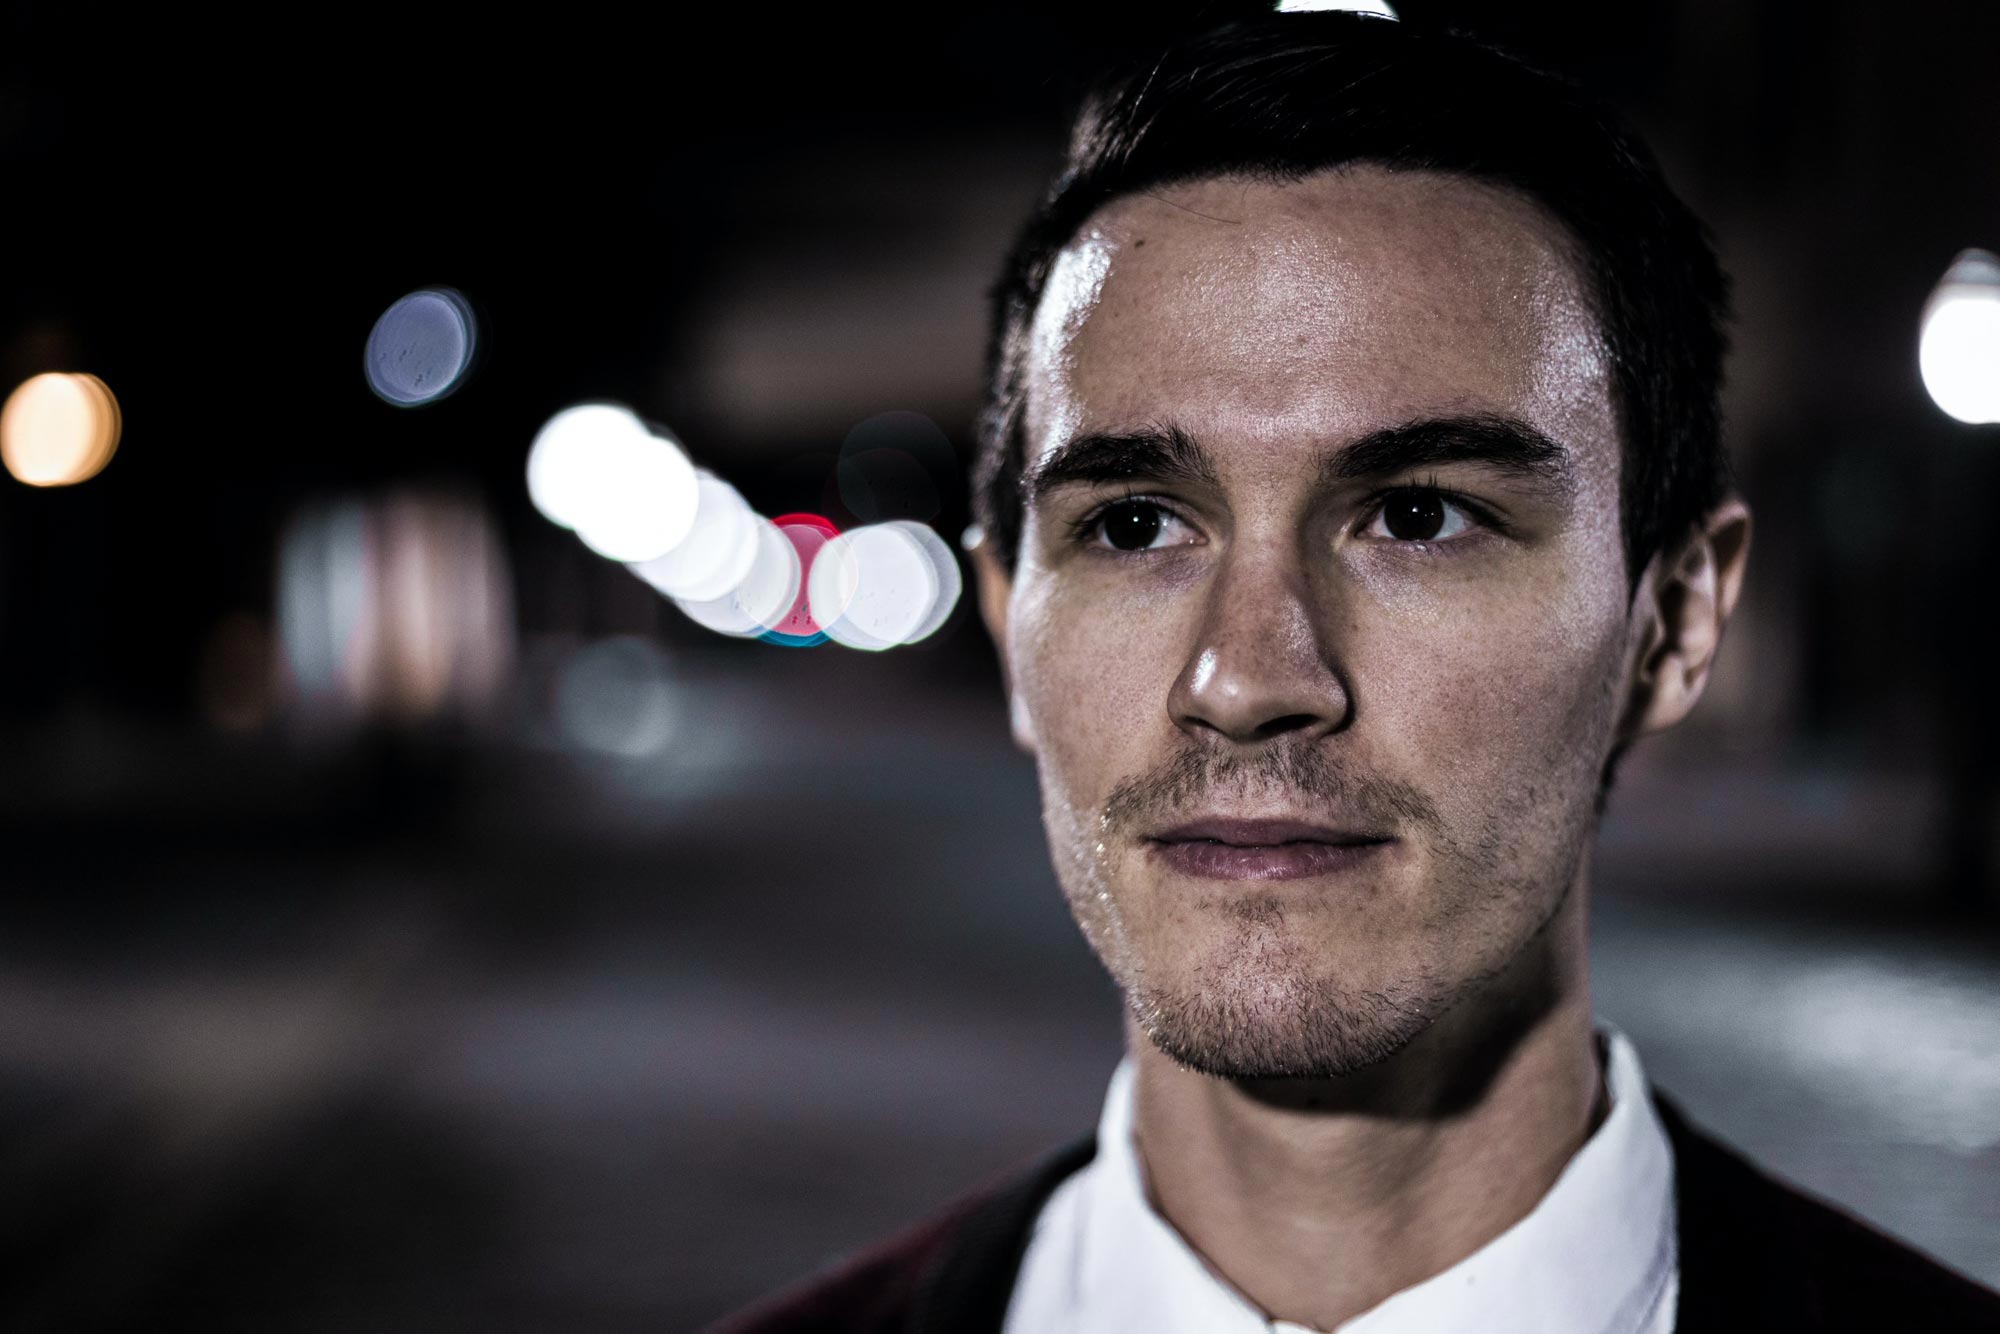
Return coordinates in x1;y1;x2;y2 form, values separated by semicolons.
3;0;1999;1327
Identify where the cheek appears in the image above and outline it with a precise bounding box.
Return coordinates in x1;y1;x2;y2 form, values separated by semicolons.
1367;579;1627;821
1010;566;1190;798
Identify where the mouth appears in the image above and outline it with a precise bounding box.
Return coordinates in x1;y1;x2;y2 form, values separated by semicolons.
1146;817;1394;883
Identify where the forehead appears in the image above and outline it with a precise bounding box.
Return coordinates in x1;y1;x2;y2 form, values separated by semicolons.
1023;166;1617;478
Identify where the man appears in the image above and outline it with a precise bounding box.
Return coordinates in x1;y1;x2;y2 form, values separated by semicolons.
714;10;2000;1332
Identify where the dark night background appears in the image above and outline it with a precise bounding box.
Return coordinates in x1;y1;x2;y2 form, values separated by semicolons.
1;1;1998;1328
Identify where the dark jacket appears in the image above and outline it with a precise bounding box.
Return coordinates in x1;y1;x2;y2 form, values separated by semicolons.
707;1091;2000;1333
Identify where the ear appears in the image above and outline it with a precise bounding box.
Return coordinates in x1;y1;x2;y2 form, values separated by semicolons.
968;531;1037;754
1619;495;1754;742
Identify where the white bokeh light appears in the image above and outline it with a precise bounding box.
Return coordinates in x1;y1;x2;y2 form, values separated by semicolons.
1920;249;2000;426
571;427;700;563
529;404;964;649
884;520;962;645
526;403;700;562
808;523;938;652
627;471;759;602
526;403;652;530
671;516;802;637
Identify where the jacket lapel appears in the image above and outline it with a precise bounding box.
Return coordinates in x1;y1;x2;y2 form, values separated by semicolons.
905;1136;1098;1334
1653;1090;1824;1331
903;1093;1839;1333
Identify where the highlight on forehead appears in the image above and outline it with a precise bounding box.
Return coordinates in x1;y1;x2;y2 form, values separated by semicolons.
1024;412;1580;507
1029;230;1115;375
1018;167;1618;474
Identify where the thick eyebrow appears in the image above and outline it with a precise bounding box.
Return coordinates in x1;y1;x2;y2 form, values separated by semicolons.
1024;412;1580;507
1319;414;1580;504
1023;424;1220;503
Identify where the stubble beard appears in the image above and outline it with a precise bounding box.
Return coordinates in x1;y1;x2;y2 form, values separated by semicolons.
1042;735;1598;1082
1125;891;1450;1079
1041;740;1468;1081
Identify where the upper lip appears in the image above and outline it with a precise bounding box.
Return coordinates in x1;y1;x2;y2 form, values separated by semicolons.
1150;817;1391;847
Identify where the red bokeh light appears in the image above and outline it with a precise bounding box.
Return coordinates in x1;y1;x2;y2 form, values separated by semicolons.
769;513;841;638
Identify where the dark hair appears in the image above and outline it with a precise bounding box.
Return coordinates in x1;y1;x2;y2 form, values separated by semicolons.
972;12;1735;608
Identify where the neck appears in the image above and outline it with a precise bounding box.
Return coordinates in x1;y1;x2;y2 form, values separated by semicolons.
1125;875;1604;1332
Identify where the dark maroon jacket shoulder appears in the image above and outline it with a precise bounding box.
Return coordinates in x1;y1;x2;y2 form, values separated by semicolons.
706;1091;2000;1333
703;1137;1095;1334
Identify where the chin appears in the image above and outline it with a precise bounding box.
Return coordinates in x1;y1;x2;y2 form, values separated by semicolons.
1124;944;1444;1081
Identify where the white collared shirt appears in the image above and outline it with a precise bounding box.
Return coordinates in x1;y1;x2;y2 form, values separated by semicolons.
1003;1026;1678;1334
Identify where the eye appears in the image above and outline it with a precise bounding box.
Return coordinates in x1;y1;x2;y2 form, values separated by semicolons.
1079;497;1197;552
1363;487;1478;545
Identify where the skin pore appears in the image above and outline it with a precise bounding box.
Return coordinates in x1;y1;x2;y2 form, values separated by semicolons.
972;167;1751;1330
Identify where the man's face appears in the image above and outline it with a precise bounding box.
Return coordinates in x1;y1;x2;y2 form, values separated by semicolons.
998;167;1644;1080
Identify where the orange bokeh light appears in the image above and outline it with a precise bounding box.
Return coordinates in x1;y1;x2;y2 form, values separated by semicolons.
0;372;122;487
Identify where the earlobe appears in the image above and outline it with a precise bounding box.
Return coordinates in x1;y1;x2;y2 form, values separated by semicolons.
1622;496;1753;741
969;533;1037;754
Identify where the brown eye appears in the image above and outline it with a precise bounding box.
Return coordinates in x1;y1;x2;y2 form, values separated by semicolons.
1095;498;1169;550
1369;489;1472;544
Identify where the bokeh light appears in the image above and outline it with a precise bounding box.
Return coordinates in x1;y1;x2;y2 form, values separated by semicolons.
527;403;700;563
808;523;939;652
364;287;478;406
541;411;960;651
527;403;651;530
277;497;374;712
883;520;962;645
571;427;700;564
1920;249;2000;425
0;372;122;487
552;636;677;758
277;490;516;725
627;471;760;602
762;516;840;647
671;517;802;637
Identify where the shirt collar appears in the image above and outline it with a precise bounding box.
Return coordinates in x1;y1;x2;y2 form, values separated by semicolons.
1071;1025;1677;1334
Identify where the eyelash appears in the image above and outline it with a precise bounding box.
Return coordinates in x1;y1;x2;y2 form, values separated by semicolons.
1068;476;1499;554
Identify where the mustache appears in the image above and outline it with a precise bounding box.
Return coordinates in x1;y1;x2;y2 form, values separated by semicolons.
1100;739;1440;839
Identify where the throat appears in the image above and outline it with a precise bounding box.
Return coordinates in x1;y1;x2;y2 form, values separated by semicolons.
1121;992;1604;1330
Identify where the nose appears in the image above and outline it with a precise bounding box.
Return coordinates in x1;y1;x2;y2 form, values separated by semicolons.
1167;547;1352;745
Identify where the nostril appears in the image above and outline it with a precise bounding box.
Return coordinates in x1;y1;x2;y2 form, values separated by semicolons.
1251;713;1324;740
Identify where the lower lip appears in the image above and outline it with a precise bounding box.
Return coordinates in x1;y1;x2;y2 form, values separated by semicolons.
1150;839;1391;882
